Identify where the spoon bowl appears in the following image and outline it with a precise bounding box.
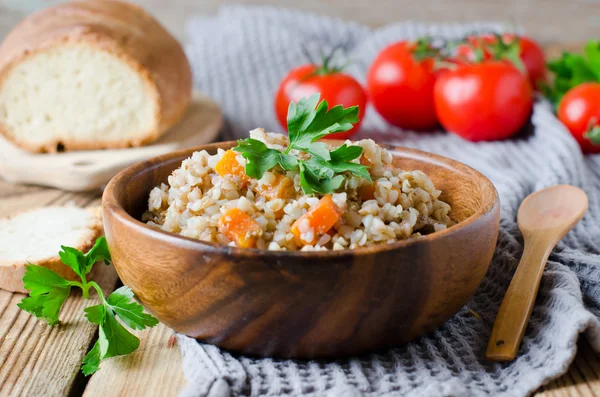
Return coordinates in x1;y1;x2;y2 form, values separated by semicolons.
517;185;589;238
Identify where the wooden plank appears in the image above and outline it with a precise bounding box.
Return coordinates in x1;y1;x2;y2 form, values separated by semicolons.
0;266;117;397
83;324;187;397
0;185;117;397
536;338;600;397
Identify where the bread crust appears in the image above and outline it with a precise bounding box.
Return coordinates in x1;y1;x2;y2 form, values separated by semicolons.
0;207;103;293
0;0;192;153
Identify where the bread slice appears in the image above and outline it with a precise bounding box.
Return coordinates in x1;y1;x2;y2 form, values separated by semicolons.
0;0;192;153
0;206;102;293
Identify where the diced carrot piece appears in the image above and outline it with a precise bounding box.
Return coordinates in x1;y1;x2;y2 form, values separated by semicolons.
218;208;262;248
255;173;295;200
358;183;376;201
215;150;248;184
291;194;341;246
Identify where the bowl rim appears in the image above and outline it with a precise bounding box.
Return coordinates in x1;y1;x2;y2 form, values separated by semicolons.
102;141;499;258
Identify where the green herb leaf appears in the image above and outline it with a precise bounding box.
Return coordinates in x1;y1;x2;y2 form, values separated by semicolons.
233;94;370;195
330;161;372;181
585;40;600;80
299;161;345;194
287;94;359;157
297;147;371;195
234;138;298;179
84;303;105;324
86;237;112;268
98;310;141;360
302;156;335;179
329;144;372;181
17;237;158;377
330;144;362;162
79;287;157;375
82;341;101;376
17;265;73;326
107;286;159;330
286;94;321;140
58;237;111;279
82;301;143;375
305;141;331;160
286;94;366;194
544;40;600;109
58;246;87;279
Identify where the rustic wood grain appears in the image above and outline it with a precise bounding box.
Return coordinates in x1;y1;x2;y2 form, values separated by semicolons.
83;324;186;397
0;186;119;397
537;338;600;397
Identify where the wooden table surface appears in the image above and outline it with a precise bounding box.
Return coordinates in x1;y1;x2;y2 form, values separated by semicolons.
1;178;600;397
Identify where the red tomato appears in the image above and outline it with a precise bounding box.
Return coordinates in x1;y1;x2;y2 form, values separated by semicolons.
455;34;546;88
275;64;367;140
557;82;600;154
366;41;438;131
434;61;533;141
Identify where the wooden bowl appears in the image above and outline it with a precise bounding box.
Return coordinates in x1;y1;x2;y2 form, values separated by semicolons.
102;141;500;358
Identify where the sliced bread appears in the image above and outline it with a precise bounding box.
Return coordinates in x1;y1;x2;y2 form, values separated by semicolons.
0;0;192;153
0;206;102;293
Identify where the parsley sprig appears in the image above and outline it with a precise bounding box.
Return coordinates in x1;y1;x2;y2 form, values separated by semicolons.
543;40;600;109
233;94;371;194
17;237;158;376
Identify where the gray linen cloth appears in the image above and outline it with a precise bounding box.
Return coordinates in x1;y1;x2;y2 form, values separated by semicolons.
178;6;600;396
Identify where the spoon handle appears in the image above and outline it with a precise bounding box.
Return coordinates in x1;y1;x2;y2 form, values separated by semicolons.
486;238;554;361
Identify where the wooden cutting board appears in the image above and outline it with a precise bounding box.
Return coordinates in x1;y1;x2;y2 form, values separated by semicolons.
0;93;223;192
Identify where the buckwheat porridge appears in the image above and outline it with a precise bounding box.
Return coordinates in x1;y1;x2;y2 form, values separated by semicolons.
143;128;453;251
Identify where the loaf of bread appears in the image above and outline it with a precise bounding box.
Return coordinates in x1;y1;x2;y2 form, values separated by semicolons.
0;0;192;152
0;206;103;293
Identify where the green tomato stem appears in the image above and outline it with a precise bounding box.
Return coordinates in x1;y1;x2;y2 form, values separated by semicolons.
585;125;600;145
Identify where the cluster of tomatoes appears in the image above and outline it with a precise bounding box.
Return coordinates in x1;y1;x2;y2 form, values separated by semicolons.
369;34;545;142
275;34;600;154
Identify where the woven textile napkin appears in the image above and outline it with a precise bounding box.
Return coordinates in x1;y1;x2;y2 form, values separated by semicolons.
178;7;600;396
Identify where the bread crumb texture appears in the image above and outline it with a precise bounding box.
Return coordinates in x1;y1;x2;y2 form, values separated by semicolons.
0;206;102;292
0;44;157;151
0;0;192;152
0;206;101;265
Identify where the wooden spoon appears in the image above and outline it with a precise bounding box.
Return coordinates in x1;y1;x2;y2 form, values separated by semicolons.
486;184;588;361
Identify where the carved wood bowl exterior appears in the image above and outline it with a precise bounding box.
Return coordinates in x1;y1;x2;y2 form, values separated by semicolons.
102;141;500;358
